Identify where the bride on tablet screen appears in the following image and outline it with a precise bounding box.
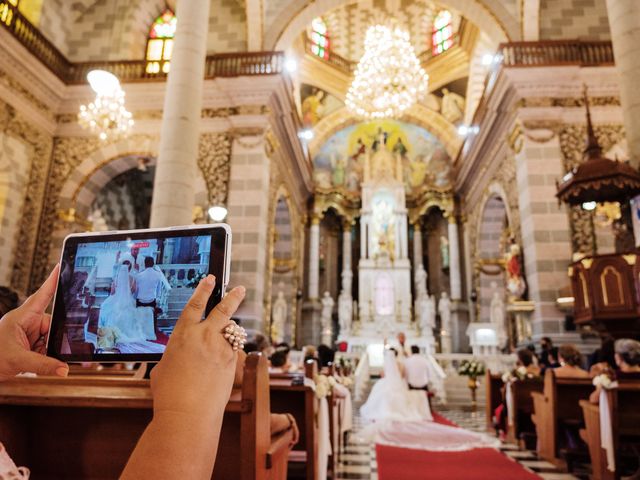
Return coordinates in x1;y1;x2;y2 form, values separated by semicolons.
95;260;156;349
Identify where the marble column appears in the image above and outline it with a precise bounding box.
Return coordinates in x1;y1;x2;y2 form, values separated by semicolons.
341;218;353;293
413;221;424;275
308;214;321;300
463;220;476;323
447;215;463;300
150;0;210;227
606;0;640;167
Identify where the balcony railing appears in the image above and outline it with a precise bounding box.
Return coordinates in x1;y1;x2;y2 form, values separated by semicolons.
0;1;285;84
499;40;614;67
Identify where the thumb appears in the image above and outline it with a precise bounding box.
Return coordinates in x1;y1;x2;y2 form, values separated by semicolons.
19;351;69;377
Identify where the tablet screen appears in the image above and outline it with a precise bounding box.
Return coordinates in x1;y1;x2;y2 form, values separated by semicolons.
47;226;228;362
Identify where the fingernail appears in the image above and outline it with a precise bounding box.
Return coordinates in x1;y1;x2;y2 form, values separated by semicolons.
205;275;215;286
56;366;69;377
236;286;246;296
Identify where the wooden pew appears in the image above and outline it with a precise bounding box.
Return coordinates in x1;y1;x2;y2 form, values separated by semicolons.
531;370;593;466
506;377;544;446
0;353;293;480
580;381;640;480
485;370;503;432
269;362;319;480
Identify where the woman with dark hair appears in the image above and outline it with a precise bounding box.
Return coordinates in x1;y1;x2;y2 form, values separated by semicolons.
554;344;589;378
589;335;617;374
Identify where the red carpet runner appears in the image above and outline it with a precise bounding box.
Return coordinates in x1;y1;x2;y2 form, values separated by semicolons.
376;413;541;480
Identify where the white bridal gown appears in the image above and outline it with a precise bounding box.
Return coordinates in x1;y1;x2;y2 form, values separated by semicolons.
358;349;499;452
96;264;156;344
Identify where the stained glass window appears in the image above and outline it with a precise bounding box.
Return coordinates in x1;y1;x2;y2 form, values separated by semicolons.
432;10;453;56
309;17;330;60
145;9;176;74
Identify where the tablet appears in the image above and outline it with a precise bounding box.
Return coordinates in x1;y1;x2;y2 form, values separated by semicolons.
46;224;232;362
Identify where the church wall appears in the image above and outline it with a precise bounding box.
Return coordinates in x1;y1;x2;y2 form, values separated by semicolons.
0;131;32;286
539;0;611;40
207;0;248;52
225;136;271;333
515;135;573;337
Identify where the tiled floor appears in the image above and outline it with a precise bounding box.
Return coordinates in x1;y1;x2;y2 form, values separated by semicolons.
336;381;586;480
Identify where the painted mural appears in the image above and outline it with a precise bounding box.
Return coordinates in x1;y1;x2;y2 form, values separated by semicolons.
300;84;344;127
313;120;451;193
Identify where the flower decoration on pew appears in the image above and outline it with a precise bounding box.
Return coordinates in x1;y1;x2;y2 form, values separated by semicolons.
501;366;540;383
592;373;618;390
314;374;337;399
457;359;486;379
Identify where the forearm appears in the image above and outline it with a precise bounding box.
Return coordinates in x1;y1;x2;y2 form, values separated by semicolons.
121;410;224;480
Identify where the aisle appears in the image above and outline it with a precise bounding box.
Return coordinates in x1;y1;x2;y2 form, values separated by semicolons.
336;380;582;480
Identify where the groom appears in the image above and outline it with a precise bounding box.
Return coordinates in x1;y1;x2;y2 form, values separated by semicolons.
135;256;166;335
404;345;431;394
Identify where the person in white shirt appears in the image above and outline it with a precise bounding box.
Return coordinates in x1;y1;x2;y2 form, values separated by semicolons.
135;256;167;334
404;345;431;392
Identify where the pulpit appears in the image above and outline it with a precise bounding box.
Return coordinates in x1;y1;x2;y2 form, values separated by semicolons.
466;323;500;355
569;253;640;338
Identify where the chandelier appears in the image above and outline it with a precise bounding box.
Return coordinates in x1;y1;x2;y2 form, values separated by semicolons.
78;70;134;141
346;23;428;119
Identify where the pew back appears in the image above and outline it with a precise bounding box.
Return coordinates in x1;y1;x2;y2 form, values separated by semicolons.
508;378;543;444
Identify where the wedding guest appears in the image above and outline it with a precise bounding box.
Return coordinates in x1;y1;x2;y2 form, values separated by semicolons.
0;287;19;318
517;347;541;377
590;339;640;404
538;337;557;370
317;344;335;368
269;348;290;373
554;344;589;378
588;335;616;374
545;347;560;371
0;264;249;480
397;332;410;357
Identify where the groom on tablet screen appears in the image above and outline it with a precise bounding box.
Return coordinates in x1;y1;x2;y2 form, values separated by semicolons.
135;256;166;334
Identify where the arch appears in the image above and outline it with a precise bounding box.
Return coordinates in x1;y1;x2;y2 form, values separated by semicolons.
308;105;462;160
267;0;517;53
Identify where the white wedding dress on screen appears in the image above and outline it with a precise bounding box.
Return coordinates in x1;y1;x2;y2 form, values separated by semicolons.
96;265;156;344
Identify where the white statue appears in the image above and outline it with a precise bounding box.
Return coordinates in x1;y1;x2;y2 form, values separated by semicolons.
438;291;452;333
321;291;335;344
414;264;428;300
441;88;465;124
338;291;352;335
271;291;287;343
419;294;436;330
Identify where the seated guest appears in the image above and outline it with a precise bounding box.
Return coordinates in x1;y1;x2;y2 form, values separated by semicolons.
538;337;556;370
554;344;589;378
243;341;259;354
590;338;640;404
269;348;291;373
588;335;616;375
545;347;560;371
302;344;320;369
317;344;335;369
518;347;542;377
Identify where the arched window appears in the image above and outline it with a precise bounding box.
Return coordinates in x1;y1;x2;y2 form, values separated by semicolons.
309;17;330;60
145;9;177;74
432;10;453;56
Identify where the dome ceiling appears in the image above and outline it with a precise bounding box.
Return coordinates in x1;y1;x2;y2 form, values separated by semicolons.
318;0;461;62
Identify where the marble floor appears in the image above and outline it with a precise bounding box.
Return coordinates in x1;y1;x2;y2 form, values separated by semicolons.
336;383;586;480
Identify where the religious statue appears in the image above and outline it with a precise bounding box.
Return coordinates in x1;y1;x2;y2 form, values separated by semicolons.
438;291;452;333
371;144;395;181
392;137;408;158
414;264;428;300
271;290;287;343
440;235;450;269
351;137;366;162
418;294;436;333
321;291;334;329
504;238;526;300
441;88;465;124
338;291;352;335
409;155;428;188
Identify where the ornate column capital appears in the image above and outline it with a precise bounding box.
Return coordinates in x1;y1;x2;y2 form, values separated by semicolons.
341;216;354;230
311;212;323;225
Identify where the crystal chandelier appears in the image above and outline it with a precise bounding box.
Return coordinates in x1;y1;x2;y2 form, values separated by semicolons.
346;23;428;119
78;70;134;141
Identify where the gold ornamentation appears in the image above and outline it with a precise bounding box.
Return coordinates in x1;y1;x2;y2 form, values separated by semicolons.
579;271;589;308
507;121;523;153
197;133;231;205
516;96;620;108
600;266;623;307
623;254;637;266
580;258;594;269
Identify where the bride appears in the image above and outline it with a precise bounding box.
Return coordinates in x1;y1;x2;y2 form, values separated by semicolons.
359;347;499;452
95;261;156;348
360;348;433;422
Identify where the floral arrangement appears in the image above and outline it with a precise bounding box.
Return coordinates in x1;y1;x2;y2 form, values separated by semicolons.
457;359;486;379
502;366;539;383
593;373;617;390
314;374;337;399
337;376;353;388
